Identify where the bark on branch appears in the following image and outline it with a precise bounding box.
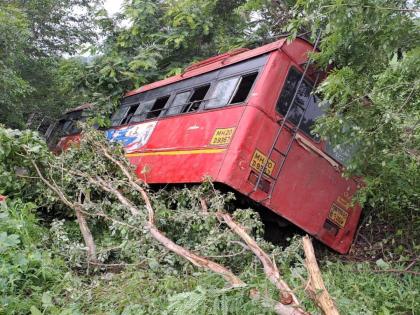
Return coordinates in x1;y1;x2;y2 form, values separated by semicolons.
217;212;306;314
32;161;98;262
302;236;339;315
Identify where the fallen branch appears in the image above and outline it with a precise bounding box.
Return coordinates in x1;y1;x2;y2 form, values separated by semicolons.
217;212;302;308
302;236;339;315
32;161;98;263
81;166;245;287
100;146;310;315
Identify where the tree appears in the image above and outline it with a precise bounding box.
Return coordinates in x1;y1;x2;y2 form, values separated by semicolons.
286;0;419;215
0;0;100;128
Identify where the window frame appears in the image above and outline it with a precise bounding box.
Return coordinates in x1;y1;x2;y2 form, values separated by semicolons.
111;55;268;127
164;89;193;117
181;83;212;113
275;66;323;142
203;76;241;110
229;71;260;105
203;69;260;110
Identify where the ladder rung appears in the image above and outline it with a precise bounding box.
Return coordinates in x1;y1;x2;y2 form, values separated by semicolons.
296;103;306;110
283;124;297;133
272;148;287;157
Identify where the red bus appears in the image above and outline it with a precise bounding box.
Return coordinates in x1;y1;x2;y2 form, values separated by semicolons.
50;38;362;254
45;103;92;151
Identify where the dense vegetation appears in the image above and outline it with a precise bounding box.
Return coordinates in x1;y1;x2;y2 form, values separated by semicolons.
0;0;419;314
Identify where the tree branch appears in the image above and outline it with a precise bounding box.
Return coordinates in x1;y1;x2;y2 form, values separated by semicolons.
217;212;301;307
32;161;98;262
302;236;339;315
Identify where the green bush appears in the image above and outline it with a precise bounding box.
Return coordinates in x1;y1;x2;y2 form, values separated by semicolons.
0;199;69;314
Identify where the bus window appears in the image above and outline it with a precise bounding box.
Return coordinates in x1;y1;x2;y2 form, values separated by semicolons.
325;142;355;165
130;99;155;123
182;84;211;113
206;76;240;109
276;68;324;139
166;91;191;116
46;109;89;148
121;105;139;125
111;106;130;126
147;96;170;119
130;96;171;123
230;72;258;104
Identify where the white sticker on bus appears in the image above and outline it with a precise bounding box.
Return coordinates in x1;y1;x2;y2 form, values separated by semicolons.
105;121;157;153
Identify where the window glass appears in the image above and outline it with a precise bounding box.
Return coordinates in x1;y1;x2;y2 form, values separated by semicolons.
230;72;258;104
326;141;356;166
182;85;210;113
276;68;324;139
111;106;130;126
166;91;191;116
147;96;170;119
130;100;155;123
300;95;325;140
206;77;240;109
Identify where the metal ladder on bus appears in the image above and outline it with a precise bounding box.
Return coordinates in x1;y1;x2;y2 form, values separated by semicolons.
253;34;321;201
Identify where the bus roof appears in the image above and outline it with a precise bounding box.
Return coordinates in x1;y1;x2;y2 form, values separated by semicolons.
64;103;93;114
125;38;294;97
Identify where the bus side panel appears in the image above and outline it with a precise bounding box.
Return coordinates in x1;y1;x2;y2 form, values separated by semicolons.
124;106;245;183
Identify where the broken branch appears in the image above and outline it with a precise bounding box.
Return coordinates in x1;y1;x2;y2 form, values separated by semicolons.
217;212;300;306
32;161;98;263
302;236;339;315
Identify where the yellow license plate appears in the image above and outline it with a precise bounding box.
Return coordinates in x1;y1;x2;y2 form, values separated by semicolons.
250;150;275;176
328;204;349;228
210;128;235;146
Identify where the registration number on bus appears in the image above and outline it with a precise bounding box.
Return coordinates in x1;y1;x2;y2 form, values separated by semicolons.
328;204;349;228
250;150;275;176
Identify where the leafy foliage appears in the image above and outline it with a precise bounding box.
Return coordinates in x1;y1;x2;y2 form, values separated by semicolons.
0;0;99;128
0;125;419;314
288;0;419;215
0;0;419;314
0;128;49;197
0;199;69;314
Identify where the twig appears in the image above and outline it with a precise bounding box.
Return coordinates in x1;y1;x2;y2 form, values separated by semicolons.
200;198;209;214
404;257;418;271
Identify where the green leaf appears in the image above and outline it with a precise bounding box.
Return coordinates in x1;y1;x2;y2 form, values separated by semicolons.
30;306;42;315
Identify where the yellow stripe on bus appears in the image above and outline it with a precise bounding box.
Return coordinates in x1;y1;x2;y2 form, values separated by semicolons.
125;148;226;157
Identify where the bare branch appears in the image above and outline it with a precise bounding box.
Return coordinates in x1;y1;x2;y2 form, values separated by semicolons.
32;161;98;262
302;236;339;315
217;212;300;306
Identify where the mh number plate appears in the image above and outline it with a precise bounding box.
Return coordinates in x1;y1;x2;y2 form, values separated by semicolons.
328;204;349;228
210;128;235;146
250;150;275;176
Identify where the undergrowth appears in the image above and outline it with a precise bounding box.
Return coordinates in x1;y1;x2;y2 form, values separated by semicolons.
0;127;418;315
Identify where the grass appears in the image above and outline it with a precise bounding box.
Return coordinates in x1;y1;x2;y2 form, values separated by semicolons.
41;259;419;315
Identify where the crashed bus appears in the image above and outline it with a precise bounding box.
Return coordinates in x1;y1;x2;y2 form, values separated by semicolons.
47;37;362;254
